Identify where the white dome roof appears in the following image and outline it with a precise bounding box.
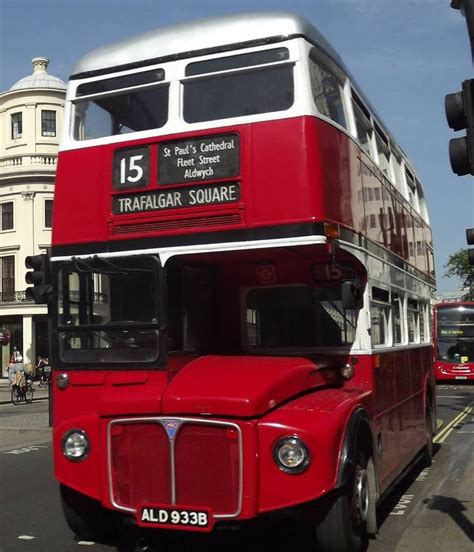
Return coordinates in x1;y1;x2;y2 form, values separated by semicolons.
10;57;66;91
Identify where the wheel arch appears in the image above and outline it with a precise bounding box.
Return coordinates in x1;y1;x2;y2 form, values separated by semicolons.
336;407;379;495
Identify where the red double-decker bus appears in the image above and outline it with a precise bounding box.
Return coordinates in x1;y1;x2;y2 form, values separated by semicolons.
434;301;474;381
37;12;436;551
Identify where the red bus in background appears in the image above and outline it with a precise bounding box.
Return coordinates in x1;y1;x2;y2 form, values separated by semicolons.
434;301;474;381
32;12;437;551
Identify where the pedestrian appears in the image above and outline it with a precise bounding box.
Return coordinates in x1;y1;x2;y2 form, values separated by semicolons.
7;354;16;384
37;356;46;386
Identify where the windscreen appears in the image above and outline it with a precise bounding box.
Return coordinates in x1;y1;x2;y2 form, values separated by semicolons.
436;305;474;364
56;255;162;365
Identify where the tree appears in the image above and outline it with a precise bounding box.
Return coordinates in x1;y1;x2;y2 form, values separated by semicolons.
444;248;473;296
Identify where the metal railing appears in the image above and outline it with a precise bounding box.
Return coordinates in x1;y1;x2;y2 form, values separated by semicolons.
0;291;31;304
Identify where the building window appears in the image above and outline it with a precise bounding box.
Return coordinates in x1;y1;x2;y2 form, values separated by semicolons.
45;200;53;228
1;202;13;231
42;110;56;137
11;112;22;139
1;256;15;302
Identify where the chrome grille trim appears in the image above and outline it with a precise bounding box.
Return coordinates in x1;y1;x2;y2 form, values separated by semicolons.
107;416;243;519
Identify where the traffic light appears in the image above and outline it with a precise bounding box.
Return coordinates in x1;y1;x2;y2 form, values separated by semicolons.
445;79;474;175
467;228;474;265
25;254;52;304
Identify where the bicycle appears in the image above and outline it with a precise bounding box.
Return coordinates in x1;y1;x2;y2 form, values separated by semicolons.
11;380;34;405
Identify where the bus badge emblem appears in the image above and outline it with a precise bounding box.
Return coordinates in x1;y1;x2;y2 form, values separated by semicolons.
162;419;180;440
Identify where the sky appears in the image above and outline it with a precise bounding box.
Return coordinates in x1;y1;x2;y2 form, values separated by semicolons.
0;0;473;293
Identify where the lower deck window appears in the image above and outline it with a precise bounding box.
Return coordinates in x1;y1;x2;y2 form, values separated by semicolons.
245;285;356;349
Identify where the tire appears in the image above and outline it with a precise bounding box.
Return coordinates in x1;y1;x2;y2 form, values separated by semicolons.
11;387;20;405
60;484;123;545
25;385;34;403
421;403;433;468
315;454;373;552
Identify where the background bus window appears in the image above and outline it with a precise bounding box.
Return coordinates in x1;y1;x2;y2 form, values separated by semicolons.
309;54;347;128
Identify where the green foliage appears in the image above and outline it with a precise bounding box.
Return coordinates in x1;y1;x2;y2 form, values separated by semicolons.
444;248;473;289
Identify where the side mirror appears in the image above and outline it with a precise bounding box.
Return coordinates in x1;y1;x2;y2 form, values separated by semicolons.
341;279;364;310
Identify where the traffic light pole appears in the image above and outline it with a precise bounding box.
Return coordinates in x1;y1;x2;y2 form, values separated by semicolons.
451;0;474;61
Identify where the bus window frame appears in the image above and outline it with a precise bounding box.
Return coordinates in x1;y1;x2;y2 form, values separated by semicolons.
370;286;391;348
51;254;166;368
68;40;304;145
180;61;296;124
308;47;348;130
240;283;359;354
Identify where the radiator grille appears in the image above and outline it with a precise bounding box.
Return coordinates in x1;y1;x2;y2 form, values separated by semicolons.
109;418;242;518
112;213;242;235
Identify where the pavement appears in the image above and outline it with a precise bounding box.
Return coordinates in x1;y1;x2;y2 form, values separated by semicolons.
0;377;51;437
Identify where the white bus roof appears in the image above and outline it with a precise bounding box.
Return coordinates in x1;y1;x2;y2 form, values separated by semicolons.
71;11;343;78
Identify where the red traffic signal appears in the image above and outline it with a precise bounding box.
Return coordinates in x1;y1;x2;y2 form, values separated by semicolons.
445;79;474;176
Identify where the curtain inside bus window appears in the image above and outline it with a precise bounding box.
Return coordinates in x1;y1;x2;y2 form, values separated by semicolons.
183;65;294;123
73;85;169;140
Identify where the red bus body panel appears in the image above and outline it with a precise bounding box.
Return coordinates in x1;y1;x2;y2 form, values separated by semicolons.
53;117;360;248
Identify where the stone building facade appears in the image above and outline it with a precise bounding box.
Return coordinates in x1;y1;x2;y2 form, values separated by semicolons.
0;57;65;375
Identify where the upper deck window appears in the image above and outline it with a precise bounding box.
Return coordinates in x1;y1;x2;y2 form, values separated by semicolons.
76;69;165;96
73;69;168;140
374;124;391;178
185;48;289;76
309;52;346;129
352;92;373;157
182;48;294;124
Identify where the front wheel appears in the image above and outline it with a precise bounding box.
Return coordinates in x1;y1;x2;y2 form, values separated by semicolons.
60;484;123;545
11;387;21;405
315;455;375;552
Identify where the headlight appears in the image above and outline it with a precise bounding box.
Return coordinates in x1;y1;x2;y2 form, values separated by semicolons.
62;429;90;461
273;436;311;474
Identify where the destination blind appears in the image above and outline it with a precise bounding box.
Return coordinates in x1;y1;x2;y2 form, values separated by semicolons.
158;134;239;185
112;182;240;214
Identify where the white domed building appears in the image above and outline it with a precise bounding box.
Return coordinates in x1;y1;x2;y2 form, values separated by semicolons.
0;57;66;375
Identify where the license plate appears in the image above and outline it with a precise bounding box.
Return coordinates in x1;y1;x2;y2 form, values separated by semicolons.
455;376;468;380
137;505;213;532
